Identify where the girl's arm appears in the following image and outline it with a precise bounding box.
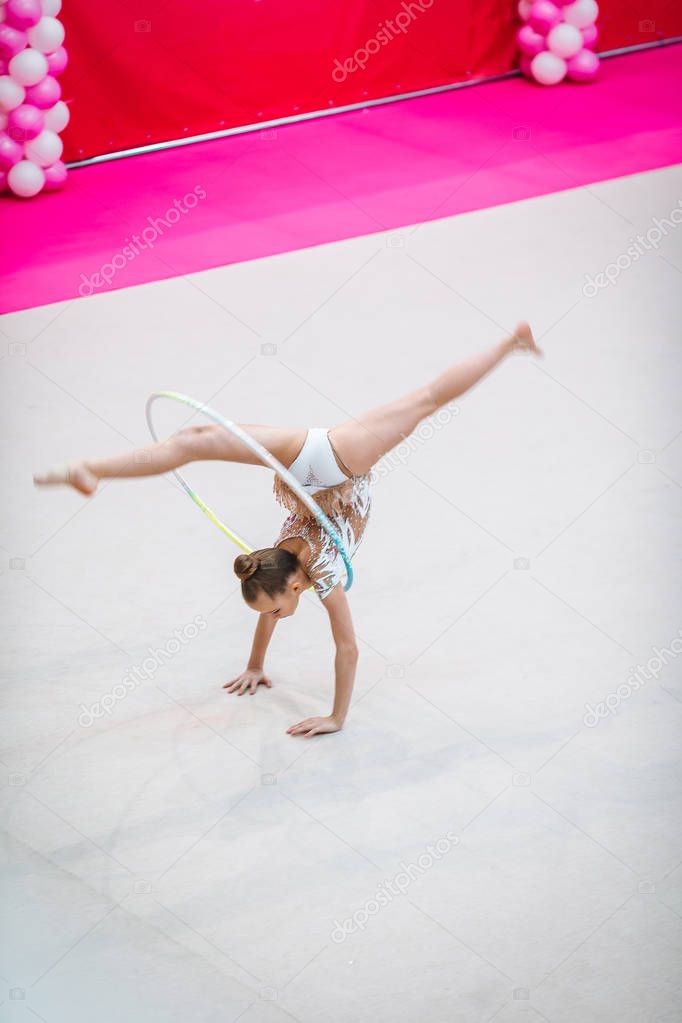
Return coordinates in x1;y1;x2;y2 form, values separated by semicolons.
247;612;279;670
223;613;278;695
287;585;358;737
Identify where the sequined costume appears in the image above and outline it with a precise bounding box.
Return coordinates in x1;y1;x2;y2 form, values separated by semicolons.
273;428;372;599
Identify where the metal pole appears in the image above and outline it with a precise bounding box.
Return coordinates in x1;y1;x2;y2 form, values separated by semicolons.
66;37;682;170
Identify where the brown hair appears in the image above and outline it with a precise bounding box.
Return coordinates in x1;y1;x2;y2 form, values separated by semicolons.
234;547;300;602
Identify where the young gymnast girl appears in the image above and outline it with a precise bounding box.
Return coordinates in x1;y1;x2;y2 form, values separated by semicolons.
35;323;541;737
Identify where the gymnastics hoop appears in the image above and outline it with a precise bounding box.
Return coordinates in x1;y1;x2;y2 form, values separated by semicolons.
145;391;353;592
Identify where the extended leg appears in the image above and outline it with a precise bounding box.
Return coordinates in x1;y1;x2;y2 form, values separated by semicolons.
34;423;307;496
330;322;540;475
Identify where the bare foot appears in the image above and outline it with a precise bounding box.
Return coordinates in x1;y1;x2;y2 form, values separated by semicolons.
33;462;99;496
508;321;543;357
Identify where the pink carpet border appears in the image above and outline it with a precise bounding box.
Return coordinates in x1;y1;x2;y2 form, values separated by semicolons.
1;45;680;315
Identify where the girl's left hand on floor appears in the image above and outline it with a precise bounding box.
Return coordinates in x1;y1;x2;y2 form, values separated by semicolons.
287;715;341;738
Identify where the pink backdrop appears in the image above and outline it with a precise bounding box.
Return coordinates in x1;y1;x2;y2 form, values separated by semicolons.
56;1;682;162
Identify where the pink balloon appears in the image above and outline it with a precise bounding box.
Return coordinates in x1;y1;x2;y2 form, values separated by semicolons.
0;129;23;168
5;0;42;31
24;74;60;108
0;167;8;192
0;60;7;76
7;100;43;139
46;44;67;76
42;157;66;190
581;23;599;49
517;23;547;57
0;23;27;60
566;47;599;81
528;0;562;34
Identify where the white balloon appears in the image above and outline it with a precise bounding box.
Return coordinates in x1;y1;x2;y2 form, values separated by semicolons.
531;50;567;85
0;75;25;112
43;98;69;132
8;49;48;86
8;159;45;197
25;128;62;166
42;0;63;14
547;23;584;58
563;0;599;29
27;16;65;54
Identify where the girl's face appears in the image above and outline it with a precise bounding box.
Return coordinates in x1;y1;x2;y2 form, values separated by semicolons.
247;574;304;619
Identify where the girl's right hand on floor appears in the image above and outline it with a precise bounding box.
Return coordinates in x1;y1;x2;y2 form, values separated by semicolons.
223;668;273;696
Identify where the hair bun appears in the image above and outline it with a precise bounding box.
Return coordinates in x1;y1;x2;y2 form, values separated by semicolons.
234;553;259;580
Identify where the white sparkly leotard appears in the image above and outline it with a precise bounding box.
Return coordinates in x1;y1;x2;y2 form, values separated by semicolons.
273;428;373;600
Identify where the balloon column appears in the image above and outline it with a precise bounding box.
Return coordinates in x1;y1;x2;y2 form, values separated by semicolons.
0;0;68;198
517;0;600;85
